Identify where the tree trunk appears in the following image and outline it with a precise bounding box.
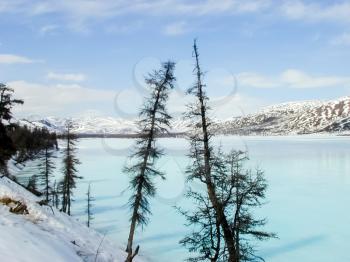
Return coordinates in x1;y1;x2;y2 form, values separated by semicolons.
193;40;237;262
125;179;143;262
45;147;49;202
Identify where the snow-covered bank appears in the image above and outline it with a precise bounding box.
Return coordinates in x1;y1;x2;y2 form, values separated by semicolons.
0;176;144;262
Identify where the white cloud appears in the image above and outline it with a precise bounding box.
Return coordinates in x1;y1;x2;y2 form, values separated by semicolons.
9;80;115;117
0;0;271;20
0;54;38;64
2;0;350;33
163;21;188;36
2;0;350;36
281;1;350;23
47;72;86;82
8;79;265;119
237;69;350;89
209;93;267;118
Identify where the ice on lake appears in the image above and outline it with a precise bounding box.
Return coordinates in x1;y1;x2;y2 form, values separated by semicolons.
62;136;350;262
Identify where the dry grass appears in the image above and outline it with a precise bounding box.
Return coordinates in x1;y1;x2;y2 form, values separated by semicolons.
0;197;29;215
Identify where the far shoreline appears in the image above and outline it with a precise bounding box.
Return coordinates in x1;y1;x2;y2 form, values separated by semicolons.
58;132;350;139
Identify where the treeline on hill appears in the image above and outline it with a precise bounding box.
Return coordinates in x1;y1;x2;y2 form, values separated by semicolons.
0;41;276;262
0;84;57;177
0;84;82;216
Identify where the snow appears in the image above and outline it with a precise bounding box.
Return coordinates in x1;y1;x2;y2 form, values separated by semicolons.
18;116;189;135
0;176;145;262
16;96;350;136
218;96;350;135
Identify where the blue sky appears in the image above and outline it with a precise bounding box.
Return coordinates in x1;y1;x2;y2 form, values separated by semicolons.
1;0;350;119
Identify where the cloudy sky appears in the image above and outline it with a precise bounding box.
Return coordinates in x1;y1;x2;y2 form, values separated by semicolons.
1;0;350;119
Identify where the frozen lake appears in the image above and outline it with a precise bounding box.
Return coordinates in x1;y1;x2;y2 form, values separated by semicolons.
66;136;350;262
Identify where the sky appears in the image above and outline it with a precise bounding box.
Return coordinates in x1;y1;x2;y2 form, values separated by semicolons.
1;0;350;119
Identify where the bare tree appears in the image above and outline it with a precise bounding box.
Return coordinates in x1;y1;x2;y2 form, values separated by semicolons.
124;61;176;262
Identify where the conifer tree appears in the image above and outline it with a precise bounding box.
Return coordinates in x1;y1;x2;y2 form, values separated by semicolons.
124;61;176;262
52;180;60;209
185;39;237;261
182;40;274;262
180;149;275;261
86;183;94;227
38;145;55;202
60;121;81;215
26;174;38;194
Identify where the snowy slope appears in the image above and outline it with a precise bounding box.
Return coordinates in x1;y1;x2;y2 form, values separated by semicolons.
0;176;145;262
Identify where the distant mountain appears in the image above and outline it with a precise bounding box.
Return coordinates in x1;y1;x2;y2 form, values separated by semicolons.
18;116;190;136
216;96;350;135
18;97;350;136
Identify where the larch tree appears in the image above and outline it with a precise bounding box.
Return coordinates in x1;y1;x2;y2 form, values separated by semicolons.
180;149;275;262
59;121;81;215
178;146;227;262
38;145;56;202
185;39;237;261
182;40;275;262
226;151;276;262
52;180;60;209
86;183;94;228
124;61;176;262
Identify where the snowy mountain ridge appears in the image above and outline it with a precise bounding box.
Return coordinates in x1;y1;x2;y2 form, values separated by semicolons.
19;96;350;136
218;96;350;135
18;116;191;136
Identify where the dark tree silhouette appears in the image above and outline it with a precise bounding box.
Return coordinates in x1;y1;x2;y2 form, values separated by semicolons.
185;40;237;261
38;145;56;202
26;174;38;195
182;40;274;262
51;180;60;209
0;83;23;176
86;183;94;227
223;150;276;262
181;149;275;262
59;121;81;215
124;61;176;262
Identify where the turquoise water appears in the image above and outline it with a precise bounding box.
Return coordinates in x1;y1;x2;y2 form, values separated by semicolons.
68;136;350;262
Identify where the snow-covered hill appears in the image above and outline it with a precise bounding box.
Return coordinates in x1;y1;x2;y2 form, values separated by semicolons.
0;176;145;262
216;96;350;135
18;96;350;136
19;116;190;136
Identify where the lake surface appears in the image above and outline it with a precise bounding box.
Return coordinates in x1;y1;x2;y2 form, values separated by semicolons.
62;136;350;262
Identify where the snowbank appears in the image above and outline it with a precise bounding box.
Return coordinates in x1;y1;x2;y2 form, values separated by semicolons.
0;176;144;262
